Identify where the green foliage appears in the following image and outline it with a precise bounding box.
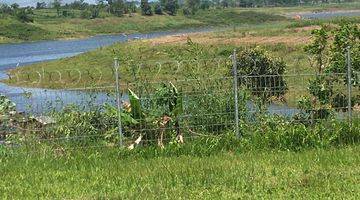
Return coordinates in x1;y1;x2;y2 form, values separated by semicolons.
246;116;359;151
191;10;286;26
2;145;360;199
81;6;100;19
0;95;17;141
235;47;288;103
301;22;360;122
65;0;88;10
128;89;143;120
0;19;50;41
327;23;360;83
141;0;153;16
1;7;287;43
80;9;92;19
304;25;329;73
15;9;34;23
308;75;333;105
0;95;16;114
153;3;163;15
161;0;179;15
108;0;126;17
36;2;47;9
125;83;184;142
200;0;212;10
52;0;62;16
185;0;201;15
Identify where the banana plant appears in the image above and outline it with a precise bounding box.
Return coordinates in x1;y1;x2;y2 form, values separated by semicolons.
126;82;183;149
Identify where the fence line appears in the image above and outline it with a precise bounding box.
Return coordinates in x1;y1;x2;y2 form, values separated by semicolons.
1;49;359;151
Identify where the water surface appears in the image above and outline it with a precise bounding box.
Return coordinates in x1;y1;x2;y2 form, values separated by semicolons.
297;10;360;19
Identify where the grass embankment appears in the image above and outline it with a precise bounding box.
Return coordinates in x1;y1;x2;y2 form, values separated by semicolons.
9;15;360;88
6;21;314;87
4;14;359;105
1;1;360;44
1;145;359;199
0;8;286;43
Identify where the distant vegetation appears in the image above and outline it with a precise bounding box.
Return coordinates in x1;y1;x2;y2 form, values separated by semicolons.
0;0;359;43
1;0;358;20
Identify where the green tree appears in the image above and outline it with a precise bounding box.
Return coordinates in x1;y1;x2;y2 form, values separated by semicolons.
16;9;34;23
161;0;179;15
234;47;288;104
200;0;211;10
220;0;229;8
154;3;163;15
304;25;329;73
298;22;360;121
141;0;153;15
185;0;200;14
10;3;20;10
52;0;62;16
107;0;126;16
36;2;47;9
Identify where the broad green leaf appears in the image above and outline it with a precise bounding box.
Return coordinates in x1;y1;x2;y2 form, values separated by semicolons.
128;89;143;120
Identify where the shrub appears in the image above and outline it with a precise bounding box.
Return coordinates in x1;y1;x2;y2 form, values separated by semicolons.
234;47;288;104
80;9;91;19
162;0;178;16
154;3;163;15
141;0;152;16
182;7;191;16
300;22;360;122
15;9;34;23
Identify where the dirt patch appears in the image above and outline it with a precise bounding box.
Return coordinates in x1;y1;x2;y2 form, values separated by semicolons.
150;34;195;46
292;25;321;32
148;33;310;46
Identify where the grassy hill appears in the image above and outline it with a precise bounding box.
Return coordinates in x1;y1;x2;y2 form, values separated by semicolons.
1;1;360;43
0;8;287;43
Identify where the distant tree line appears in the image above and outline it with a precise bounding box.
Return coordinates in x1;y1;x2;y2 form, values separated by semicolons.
0;0;357;22
0;3;34;22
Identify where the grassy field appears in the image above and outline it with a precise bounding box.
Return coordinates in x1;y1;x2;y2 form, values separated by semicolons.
1;4;360;199
8;13;360;87
0;8;288;43
5;21;314;87
7;16;360;106
1;145;359;199
1;2;360;44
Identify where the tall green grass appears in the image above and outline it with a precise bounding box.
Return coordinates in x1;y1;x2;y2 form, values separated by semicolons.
0;8;287;44
1;145;359;199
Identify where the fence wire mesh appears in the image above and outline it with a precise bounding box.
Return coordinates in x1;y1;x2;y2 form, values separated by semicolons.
1;53;359;154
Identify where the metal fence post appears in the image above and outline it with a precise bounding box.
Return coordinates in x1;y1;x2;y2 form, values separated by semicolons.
232;49;240;138
114;58;124;147
346;47;352;122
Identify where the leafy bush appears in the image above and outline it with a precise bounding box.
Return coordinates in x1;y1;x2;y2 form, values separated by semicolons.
141;0;153;16
0;95;16;114
0;19;50;41
153;3;163;15
118;117;360;158
15;9;33;23
80;10;91;19
245;116;360;151
301;22;360;122
182;7;191;15
0;95;17;141
162;0;178;16
234;47;288;104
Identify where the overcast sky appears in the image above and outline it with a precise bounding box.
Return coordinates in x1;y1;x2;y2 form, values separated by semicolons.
2;0;97;7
